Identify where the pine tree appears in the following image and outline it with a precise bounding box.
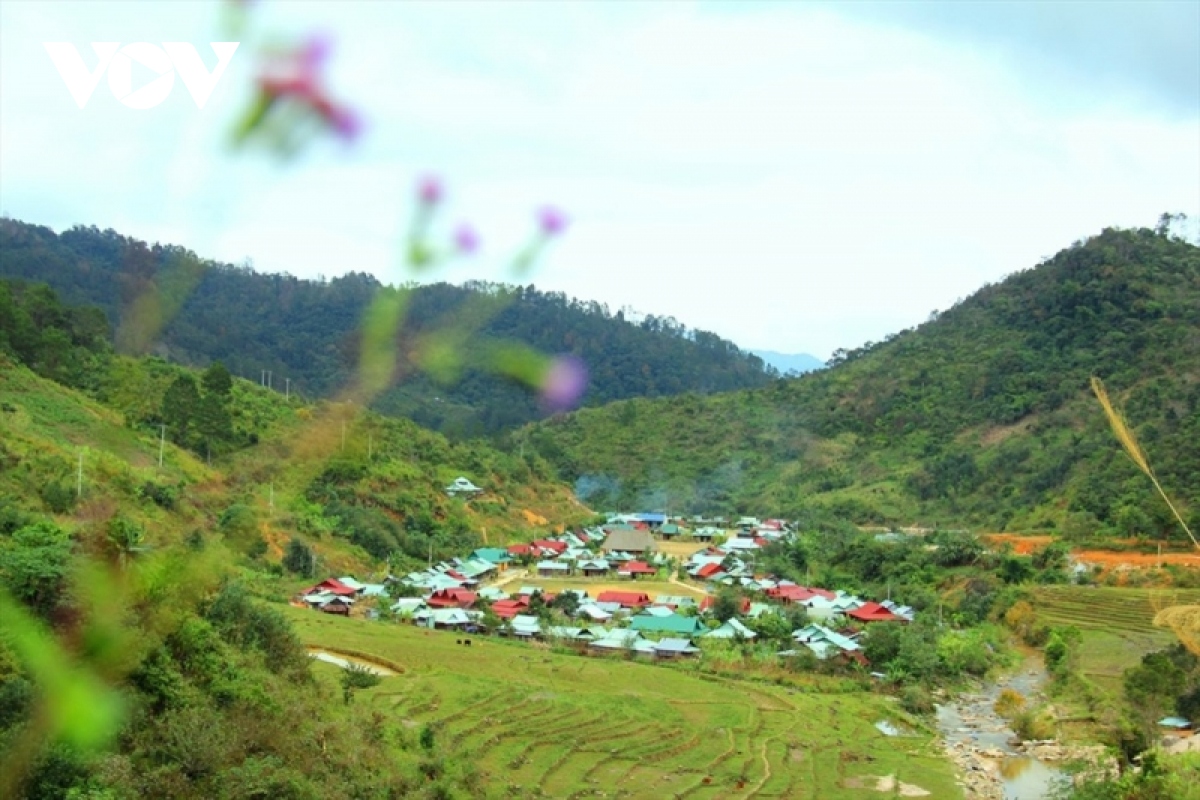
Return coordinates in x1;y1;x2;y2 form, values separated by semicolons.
161;374;201;447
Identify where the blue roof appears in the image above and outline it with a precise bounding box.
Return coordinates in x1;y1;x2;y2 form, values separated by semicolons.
637;513;667;523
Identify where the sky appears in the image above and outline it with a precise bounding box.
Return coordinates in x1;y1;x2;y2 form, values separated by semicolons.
2;1;1198;361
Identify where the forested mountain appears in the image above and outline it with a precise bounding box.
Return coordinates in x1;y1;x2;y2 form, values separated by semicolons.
0;218;775;437
519;226;1200;538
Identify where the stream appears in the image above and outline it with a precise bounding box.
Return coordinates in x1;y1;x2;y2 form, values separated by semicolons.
934;656;1068;800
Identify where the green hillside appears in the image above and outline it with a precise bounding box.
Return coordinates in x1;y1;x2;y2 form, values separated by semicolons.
0;218;776;437
520;226;1200;536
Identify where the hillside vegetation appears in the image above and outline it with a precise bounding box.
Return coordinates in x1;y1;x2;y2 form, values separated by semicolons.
521;226;1200;536
0;278;600;798
0;218;775;437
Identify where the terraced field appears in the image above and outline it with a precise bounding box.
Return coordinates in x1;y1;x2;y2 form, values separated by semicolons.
1032;586;1200;693
285;607;963;799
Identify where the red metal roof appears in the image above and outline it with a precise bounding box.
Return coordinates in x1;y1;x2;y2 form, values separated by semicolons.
491;599;529;619
531;539;567;553
597;591;651;608
507;544;533;555
619;561;656;574
847;601;904;623
304;578;357;597
696;563;723;578
427;588;478;609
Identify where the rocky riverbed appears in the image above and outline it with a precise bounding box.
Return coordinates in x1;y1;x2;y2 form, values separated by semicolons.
935;657;1112;799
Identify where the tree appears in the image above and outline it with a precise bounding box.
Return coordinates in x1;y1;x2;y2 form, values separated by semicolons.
340;662;381;704
106;514;146;569
201;361;233;398
1031;541;1069;571
0;521;73;617
161;374;201;447
282;538;313;575
710;588;741;623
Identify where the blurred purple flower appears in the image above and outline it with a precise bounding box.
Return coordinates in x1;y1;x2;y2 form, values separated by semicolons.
418;176;443;206
540;354;587;413
454;224;480;255
301;32;333;70
538;206;568;237
328;106;362;141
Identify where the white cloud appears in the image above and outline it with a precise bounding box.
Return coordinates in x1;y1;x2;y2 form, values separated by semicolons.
2;0;1196;361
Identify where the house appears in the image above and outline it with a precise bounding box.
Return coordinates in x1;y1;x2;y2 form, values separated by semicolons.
634;512;667;529
491;598;530;619
704;618;757;640
321;597;353;616
472;547;512;567
445;476;484;496
692;526;724;541
596;590;652;609
848;601;907;624
509;615;542;638
417;608;476;629
390;597;426;616
617;560;657;579
427;588;478;609
337;576;367;593
653;637;700;659
792;624;865;663
531;539;569;556
589;629;645;653
630;613;703;636
579;559;611;577
658;523;682;539
537;560;571;577
575;603;613;622
600;527;657;555
692;562;726;581
507;543;534;559
653;595;697;610
301;578;358;598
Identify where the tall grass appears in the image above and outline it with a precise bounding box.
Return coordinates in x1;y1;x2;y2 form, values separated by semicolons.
1090;376;1200;656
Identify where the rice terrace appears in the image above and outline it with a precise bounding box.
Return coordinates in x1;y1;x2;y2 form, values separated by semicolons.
289;608;961;799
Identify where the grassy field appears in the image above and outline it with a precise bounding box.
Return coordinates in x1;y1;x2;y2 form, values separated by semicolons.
1032;586;1200;697
508;576;712;600
287;606;963;799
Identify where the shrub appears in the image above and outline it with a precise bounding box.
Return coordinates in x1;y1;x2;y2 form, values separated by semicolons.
900;685;935;715
39;481;76;514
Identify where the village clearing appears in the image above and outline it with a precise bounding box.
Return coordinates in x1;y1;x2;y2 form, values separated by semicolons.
286;606;963;799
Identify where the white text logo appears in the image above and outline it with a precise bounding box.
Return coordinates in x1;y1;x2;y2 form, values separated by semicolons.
43;42;239;109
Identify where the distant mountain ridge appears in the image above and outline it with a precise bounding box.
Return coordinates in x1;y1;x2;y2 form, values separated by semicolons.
750;350;824;375
519;226;1200;537
0;218;776;437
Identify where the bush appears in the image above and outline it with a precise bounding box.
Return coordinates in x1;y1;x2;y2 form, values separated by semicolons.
39;481;76;514
900;685;935;715
1011;705;1056;741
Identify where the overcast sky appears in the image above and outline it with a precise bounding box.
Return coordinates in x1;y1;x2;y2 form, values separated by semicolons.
2;1;1197;360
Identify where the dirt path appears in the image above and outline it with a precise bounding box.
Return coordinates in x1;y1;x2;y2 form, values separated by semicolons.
489;568;528;590
669;574;710;598
306;646;400;676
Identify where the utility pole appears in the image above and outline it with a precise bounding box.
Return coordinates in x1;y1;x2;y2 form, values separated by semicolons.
158;424;165;469
76;449;84;498
260;370;266;387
